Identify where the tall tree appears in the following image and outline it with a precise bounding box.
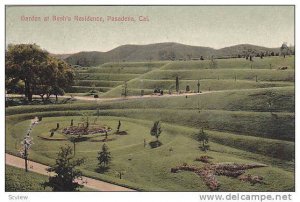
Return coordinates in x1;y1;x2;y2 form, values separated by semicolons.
6;44;74;102
43;145;84;191
97;144;112;169
6;44;48;101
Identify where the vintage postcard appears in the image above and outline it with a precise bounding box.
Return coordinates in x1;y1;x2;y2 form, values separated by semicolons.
4;4;295;201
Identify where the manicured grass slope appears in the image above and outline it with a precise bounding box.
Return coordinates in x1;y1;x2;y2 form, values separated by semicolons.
5;117;294;191
6;57;294;191
71;61;168;94
5;165;93;191
6;165;50;191
161;56;294;70
99;56;294;97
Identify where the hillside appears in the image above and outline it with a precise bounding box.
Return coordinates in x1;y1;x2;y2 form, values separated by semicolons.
60;43;282;66
6;56;294;191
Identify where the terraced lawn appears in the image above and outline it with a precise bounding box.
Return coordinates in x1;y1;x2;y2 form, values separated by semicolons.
6;56;294;191
5;116;294;191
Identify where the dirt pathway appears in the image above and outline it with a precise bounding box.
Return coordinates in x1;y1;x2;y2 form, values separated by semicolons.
7;86;290;103
5;153;135;192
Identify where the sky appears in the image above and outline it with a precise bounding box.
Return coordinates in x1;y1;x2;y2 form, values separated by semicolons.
6;6;295;54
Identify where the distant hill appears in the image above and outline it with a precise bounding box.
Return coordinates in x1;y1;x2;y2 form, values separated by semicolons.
50;53;72;60
217;44;279;57
53;42;283;67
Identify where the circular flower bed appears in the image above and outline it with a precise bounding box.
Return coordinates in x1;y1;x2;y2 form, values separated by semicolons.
62;126;112;136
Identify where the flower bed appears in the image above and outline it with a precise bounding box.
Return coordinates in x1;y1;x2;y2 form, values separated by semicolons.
239;174;264;185
62;126;112;136
171;162;267;191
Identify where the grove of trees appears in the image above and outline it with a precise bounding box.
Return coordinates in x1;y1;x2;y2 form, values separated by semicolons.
6;44;74;102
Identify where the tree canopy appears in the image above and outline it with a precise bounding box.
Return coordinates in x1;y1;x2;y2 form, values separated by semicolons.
6;44;74;101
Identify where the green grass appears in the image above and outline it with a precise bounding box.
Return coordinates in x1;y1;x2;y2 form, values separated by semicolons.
6;165;51;191
6;87;294;115
5;165;95;191
76;73;139;81
86;66;158;74
5;116;294;191
162;56;294;70
6;87;295;143
95;109;294;140
5;57;294;191
127;79;292;92
99;87;295;113
71;62;169;95
141;69;294;82
68;86;112;93
70;56;294;97
101;61;167;68
74;80;123;87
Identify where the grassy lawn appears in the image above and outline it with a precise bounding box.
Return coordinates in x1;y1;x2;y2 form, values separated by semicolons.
6;165;51;192
6;116;294;191
69;56;294;97
5;165;95;192
5;57;294;191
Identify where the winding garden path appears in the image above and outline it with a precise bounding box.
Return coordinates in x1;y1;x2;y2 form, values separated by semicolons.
7;86;291;103
5;153;135;192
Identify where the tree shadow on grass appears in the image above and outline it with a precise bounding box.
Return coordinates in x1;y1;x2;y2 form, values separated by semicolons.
95;167;110;173
114;131;128;135
69;136;89;142
149;140;163;149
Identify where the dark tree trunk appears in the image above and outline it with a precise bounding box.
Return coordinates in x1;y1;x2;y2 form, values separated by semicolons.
55;94;58;102
25;81;33;102
25;157;28;172
176;76;179;93
73;142;76;156
24;148;28;172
